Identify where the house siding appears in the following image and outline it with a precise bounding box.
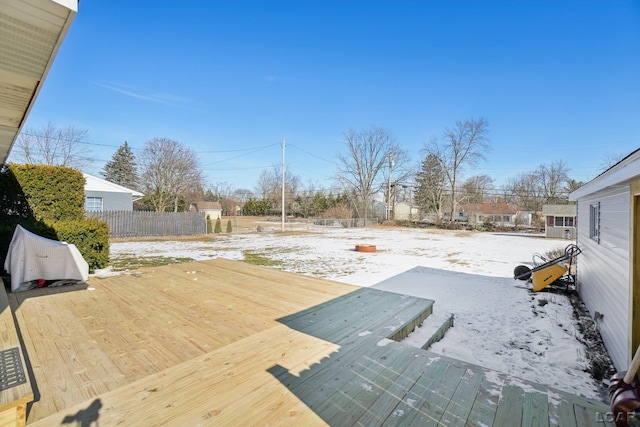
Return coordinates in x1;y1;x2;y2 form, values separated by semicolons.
576;184;630;370
545;226;576;239
85;190;132;211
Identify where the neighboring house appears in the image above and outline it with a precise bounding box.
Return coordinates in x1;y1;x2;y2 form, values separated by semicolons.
189;201;223;220
542;204;577;239
451;202;532;228
394;202;420;221
83;173;144;211
568;148;640;371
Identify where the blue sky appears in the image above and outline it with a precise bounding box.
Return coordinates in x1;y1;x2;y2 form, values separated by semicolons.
15;0;640;194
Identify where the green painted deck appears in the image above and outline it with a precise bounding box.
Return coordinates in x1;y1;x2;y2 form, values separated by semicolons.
269;288;612;427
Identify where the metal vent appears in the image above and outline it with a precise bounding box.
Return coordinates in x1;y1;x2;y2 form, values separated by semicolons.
0;347;27;391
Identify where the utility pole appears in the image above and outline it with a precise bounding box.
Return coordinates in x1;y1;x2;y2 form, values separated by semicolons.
387;154;393;221
281;139;286;232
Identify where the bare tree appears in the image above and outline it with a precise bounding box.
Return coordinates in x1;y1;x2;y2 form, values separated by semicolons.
535;160;570;203
599;152;626;173
254;165;301;214
12;122;91;168
423;118;490;221
254;169;273;200
502;172;542;211
460;174;494;204
565;179;584;194
233;188;253;203
139;137;203;212
503;161;571;211
336;126;408;218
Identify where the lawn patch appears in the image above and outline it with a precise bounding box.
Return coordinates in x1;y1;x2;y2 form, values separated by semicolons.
242;250;283;267
111;255;194;271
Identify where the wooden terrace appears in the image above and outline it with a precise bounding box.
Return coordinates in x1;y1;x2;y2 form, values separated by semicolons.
1;258;610;426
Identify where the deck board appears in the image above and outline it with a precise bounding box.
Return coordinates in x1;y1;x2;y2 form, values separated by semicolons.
1;258;609;426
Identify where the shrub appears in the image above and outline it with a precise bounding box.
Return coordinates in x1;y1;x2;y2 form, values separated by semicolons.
52;219;110;271
214;217;222;233
206;214;212;233
10;164;84;221
226;219;233;233
0;165;110;272
321;204;353;219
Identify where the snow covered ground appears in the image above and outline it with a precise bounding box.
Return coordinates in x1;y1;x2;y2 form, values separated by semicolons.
107;225;612;401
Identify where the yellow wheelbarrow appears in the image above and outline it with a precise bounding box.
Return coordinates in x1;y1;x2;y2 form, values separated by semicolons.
513;244;581;292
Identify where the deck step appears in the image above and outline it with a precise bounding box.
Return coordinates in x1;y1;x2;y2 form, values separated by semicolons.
400;308;455;350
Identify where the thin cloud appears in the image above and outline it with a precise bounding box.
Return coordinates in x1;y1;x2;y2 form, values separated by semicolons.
95;82;201;111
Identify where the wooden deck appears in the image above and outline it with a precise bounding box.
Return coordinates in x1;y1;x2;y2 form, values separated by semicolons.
1;258;610;426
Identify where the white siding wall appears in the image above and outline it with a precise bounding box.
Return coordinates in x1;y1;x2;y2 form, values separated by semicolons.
576;184;630;370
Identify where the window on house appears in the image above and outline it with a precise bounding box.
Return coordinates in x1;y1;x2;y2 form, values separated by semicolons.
589;203;600;243
86;197;103;212
553;216;575;227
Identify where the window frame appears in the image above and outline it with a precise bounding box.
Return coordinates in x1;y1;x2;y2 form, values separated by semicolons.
85;196;104;212
589;202;600;243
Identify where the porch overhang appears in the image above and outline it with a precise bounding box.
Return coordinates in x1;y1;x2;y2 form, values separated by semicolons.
0;0;77;164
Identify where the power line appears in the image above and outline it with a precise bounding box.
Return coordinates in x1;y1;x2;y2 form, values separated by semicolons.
289;143;340;165
201;143;279;166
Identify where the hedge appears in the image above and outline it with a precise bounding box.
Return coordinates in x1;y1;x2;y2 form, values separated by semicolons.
0;164;110;273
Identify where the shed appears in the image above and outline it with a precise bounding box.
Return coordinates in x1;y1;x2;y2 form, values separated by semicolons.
393;202;420;221
568;148;640;370
190;201;223;220
541;204;577;239
83;173;144;211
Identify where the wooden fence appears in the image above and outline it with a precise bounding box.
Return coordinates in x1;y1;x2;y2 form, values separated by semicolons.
86;211;207;238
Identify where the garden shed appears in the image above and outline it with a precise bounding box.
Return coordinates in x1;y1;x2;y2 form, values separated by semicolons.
393;202;420;221
569;148;640;370
189;201;223;220
541;204;577;239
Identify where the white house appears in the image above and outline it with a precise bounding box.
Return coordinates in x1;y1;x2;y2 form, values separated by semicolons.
568;148;640;370
83;173;144;211
453;202;533;228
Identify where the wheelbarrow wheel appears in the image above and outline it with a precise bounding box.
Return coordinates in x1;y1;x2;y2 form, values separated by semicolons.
514;265;532;281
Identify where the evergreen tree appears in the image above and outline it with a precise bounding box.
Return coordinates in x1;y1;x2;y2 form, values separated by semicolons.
214;217;222;233
226;219;233;233
102;141;138;189
415;154;447;222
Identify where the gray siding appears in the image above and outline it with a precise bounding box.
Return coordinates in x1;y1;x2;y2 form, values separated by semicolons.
576;184;630;370
86;190;132;211
545;227;576;239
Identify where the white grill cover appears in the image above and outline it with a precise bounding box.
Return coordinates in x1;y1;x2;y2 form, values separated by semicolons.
4;225;89;292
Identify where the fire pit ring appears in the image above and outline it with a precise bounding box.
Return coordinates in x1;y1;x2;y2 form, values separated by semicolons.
355;244;377;253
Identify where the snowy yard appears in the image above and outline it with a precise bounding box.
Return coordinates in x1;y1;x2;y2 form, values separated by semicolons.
107;225;613;402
